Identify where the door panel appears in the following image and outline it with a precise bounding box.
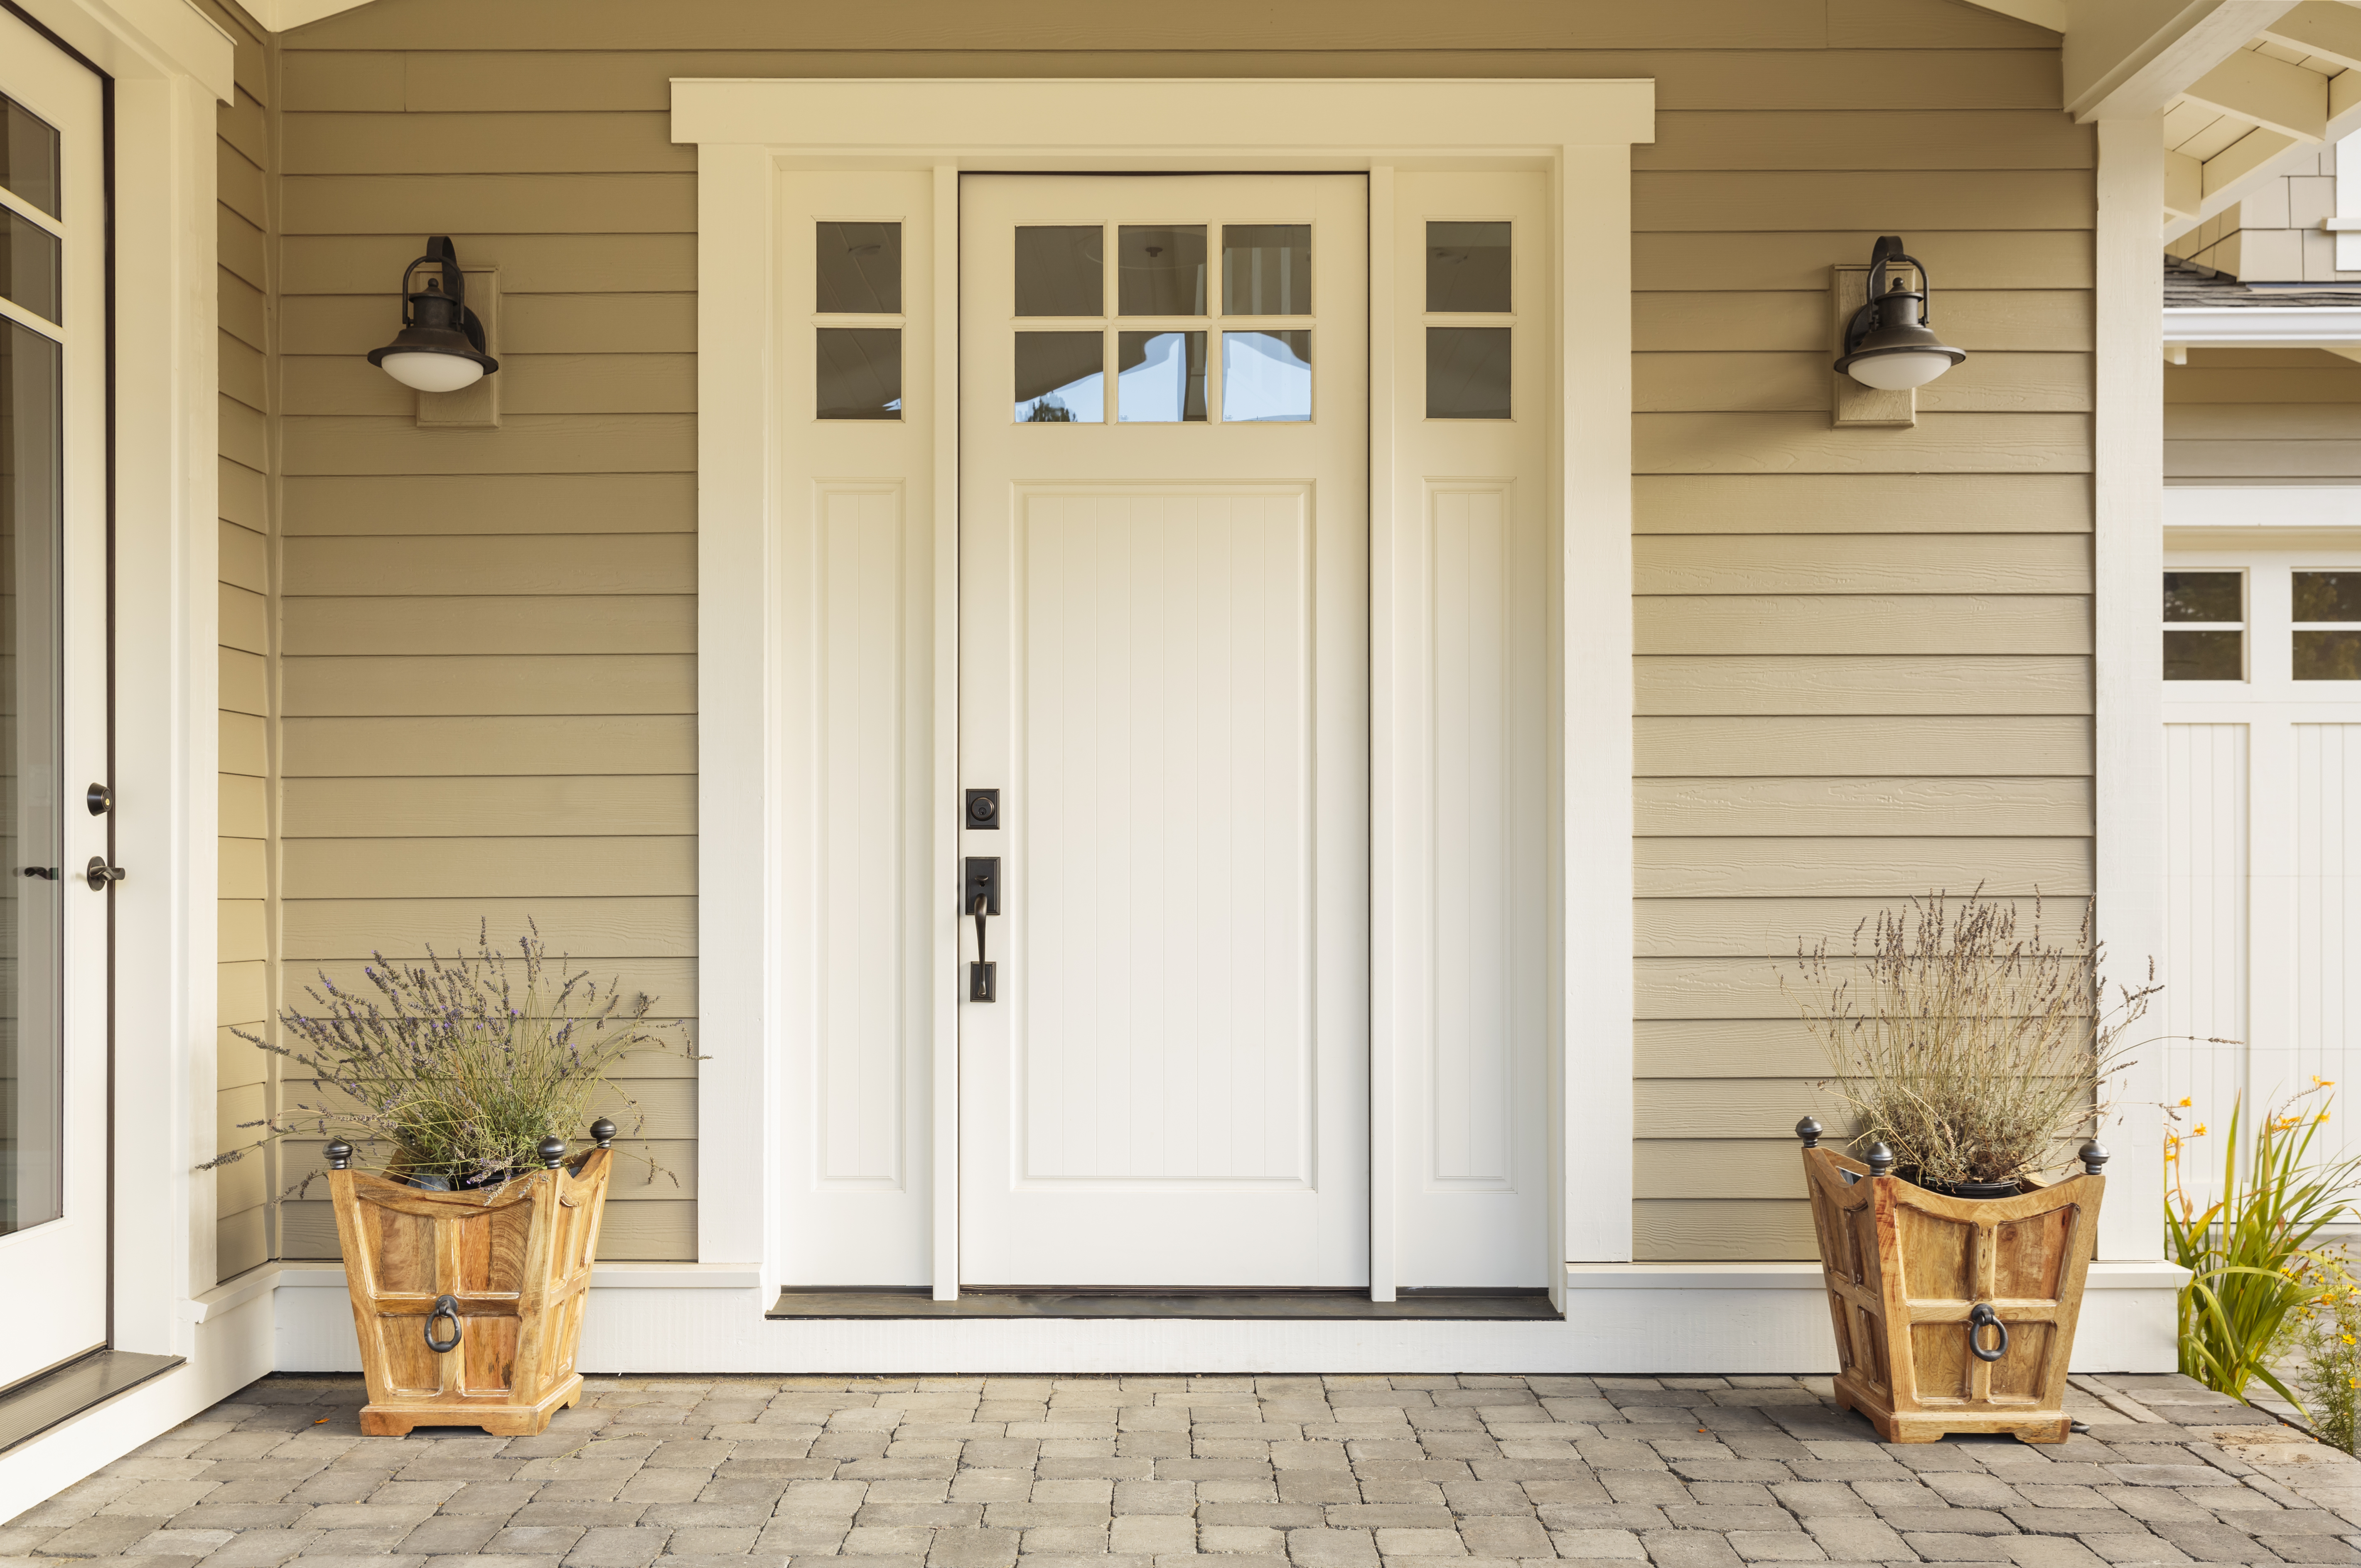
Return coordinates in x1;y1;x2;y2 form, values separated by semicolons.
0;9;108;1388
958;174;1368;1287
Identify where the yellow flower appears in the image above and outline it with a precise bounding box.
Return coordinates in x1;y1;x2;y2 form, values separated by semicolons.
2179;1097;2194;1107
2316;1076;2336;1088
2194;1124;2209;1136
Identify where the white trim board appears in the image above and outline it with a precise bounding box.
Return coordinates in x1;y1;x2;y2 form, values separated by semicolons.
677;78;1647;1312
257;1264;2183;1376
2165;305;2361;346
2165;485;2361;528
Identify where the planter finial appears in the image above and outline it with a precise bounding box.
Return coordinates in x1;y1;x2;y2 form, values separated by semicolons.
1864;1141;1896;1177
2079;1140;2110;1176
590;1118;616;1148
324;1138;352;1171
537;1135;568;1170
1795;1117;1822;1148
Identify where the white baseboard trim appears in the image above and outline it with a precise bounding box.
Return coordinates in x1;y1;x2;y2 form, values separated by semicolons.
262;1262;2185;1377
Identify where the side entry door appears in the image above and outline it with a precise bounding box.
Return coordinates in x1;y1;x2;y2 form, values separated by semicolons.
0;8;114;1390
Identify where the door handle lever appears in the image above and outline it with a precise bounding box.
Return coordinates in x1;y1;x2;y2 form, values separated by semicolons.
969;891;996;1002
84;856;125;891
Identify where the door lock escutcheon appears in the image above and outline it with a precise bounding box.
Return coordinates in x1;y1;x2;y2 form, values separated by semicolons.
965;856;999;1002
964;787;1000;829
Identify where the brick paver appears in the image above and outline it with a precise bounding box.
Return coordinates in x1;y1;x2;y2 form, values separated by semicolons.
7;1373;2360;1568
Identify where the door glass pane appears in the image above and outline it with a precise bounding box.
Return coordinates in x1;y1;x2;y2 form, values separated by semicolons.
816;328;902;420
2164;571;2241;621
2295;572;2361;622
2296;633;2361;680
0;320;64;1237
1116;331;1206;423
1221;225;1309;316
1;211;61;324
1427;326;1511;419
1015;227;1103;317
2165;630;2242;681
1220;330;1310;422
1118;226;1206;316
0;97;59;220
1427;221;1511;313
1015;331;1103;422
815;222;901;314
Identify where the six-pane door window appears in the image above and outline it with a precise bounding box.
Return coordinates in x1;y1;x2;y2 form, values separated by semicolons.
1010;221;1312;424
2295;572;2361;681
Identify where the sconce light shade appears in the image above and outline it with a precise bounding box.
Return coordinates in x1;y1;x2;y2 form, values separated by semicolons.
367;236;499;392
1834;235;1964;392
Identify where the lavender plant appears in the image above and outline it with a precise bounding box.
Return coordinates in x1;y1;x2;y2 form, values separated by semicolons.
201;922;697;1193
1788;891;2156;1190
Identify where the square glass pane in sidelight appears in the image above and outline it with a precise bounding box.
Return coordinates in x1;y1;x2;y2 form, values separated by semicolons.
1221;330;1310;422
0;96;59;219
816;328;902;420
0;211;61;324
2164;571;2241;622
2295;572;2361;623
1427;327;1510;419
1427;221;1511;313
2296;631;2361;680
1117;331;1207;422
2164;629;2242;681
1016;227;1103;317
815;222;901;314
1221;225;1310;316
1015;331;1104;422
1118;226;1207;316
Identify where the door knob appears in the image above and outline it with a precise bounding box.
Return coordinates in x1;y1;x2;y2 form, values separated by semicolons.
84;856;125;891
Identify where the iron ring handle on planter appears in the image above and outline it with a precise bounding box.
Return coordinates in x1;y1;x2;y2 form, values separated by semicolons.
424;1294;463;1354
1967;1301;2008;1363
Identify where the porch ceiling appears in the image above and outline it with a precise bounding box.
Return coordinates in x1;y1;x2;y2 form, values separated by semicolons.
1970;0;2361;245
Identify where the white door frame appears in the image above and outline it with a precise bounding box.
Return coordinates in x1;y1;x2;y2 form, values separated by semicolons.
677;77;1651;1304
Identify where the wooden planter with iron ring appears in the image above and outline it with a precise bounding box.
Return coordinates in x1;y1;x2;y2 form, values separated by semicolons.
324;1120;616;1437
1797;1119;2107;1444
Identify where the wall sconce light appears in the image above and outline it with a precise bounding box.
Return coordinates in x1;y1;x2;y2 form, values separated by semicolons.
367;236;500;393
1834;236;1965;392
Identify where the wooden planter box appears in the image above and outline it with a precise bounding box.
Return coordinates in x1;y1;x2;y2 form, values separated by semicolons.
326;1146;612;1437
1801;1141;2103;1444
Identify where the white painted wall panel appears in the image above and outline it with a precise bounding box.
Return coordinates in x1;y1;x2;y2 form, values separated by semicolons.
2162;721;2248;1199
818;484;907;1189
2297;725;2361;1154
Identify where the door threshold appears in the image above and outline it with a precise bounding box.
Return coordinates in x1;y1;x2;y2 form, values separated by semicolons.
0;1349;183;1456
765;1288;1558;1320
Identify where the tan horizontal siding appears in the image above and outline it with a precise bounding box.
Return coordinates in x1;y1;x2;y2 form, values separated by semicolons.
2166;349;2361;483
277;0;2090;1266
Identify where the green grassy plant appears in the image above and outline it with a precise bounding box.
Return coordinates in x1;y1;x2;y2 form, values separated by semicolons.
2167;1090;2359;1408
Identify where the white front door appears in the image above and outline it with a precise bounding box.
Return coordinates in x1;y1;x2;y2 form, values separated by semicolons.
0;10;111;1387
957;174;1369;1287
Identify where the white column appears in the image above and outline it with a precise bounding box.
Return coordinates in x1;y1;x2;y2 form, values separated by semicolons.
2093;117;2169;1262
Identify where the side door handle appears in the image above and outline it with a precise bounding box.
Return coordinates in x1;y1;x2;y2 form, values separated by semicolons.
84;856;125;891
965;856;999;1002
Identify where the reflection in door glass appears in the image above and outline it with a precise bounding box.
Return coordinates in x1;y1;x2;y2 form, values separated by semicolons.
816;329;902;421
814;222;901;314
1118;226;1206;316
1220;331;1310;422
1427;221;1511;312
1015;331;1104;422
1117;331;1206;422
0;321;64;1236
1427;327;1510;419
0;96;60;220
1015;227;1103;317
1221;225;1309;315
0;213;60;325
